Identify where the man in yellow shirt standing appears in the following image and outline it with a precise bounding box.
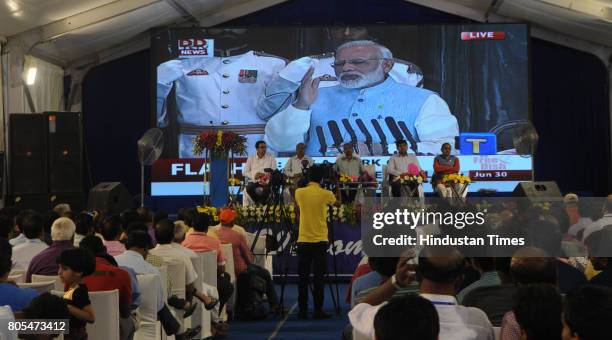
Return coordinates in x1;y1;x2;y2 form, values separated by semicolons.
294;165;341;319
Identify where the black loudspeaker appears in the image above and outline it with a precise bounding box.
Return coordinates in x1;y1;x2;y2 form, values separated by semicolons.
88;182;132;214
512;181;562;200
45;112;83;193
9;114;47;193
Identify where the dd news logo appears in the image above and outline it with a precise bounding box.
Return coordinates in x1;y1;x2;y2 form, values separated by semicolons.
178;38;214;56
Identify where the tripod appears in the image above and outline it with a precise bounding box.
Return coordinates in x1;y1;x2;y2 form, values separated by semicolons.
322;181;342;315
250;181;295;312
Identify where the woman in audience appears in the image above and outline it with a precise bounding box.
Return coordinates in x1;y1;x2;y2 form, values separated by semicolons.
101;215;126;256
512;284;562;340
58;248;96;340
0;239;39;312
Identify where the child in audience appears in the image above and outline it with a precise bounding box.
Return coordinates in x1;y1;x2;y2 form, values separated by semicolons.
57;248;96;340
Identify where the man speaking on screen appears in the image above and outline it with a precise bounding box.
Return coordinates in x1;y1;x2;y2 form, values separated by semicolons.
264;40;459;156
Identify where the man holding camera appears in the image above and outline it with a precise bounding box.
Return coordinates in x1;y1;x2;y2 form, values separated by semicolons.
294;165;341;319
244;141;277;205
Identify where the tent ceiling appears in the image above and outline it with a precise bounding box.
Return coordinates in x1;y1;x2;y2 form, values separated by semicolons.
1;0;611;66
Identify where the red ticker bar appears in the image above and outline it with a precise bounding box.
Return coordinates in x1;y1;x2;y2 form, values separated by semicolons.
461;32;506;41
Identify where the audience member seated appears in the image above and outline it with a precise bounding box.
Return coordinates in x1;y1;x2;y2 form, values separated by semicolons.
500;247;559;340
26;217;75;282
41;210;61;246
78;235;135;340
462;257;516;326
0;214;13;241
562;285;612;340
214;209;280;314
115;231;200;340
513;284;562;340
11;210;48;271
457;257;500;303
349;246;494;339
136;206;157;247
582;199;612;242
563;194;593;238
101;215;127;256
345;257;372;304
20;293;71;340
149;219;220;312
373;294;439;340
58;248;96;340
181;213;234;316
0;239;39;312
208;208;247;239
74;212;95;247
53;203;72;217
589;256;612;287
351;257;412;308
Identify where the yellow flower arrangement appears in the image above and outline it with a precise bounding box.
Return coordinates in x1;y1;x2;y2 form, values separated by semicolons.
228;177;242;186
338;173;353;183
442;173;471;185
196;206;219;222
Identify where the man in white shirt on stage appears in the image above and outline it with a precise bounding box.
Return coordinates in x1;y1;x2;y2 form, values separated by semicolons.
387;139;425;197
349;247;494;340
283;143;313;178
244;141;277;205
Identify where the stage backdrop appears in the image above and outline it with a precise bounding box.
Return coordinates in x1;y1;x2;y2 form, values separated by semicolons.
82;0;610;203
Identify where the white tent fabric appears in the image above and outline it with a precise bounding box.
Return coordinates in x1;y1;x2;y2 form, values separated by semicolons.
23;55;64;112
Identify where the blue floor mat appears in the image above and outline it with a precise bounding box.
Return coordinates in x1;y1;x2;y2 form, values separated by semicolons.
228;283;351;340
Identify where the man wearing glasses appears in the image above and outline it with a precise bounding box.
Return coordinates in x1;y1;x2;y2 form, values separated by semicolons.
263;40;458;155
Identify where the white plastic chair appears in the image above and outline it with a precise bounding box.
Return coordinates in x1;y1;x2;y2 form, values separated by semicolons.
187;256;203;331
0;305;18;340
86;289;120;340
246;232;270;272
17;281;55;293
494;326;501;340
165;260;186;334
134;274;162;340
31;274;64;291
220;243;236;320
198;251;217;339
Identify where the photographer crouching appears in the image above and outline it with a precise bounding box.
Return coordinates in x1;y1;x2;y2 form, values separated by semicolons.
294;164;341;319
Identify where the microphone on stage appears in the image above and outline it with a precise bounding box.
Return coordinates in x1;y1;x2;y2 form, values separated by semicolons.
301;159;310;170
371;119;389;155
397;120;419;153
342;119;359;155
355;119;374;156
327;120;344;154
316;126;327;156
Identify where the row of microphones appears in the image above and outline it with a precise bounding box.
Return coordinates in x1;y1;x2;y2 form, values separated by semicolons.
315;117;419;156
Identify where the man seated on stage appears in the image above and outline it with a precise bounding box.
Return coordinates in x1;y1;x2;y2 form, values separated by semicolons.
244;140;277;205
432;142;462;198
334;143;365;203
283;143;313;202
387;139;426;197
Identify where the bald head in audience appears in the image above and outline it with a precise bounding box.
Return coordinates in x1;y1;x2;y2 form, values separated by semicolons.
417;246;464;295
510;247;557;285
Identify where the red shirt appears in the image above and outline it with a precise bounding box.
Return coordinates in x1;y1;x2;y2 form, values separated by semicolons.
182;231;226;265
83;257;132;306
